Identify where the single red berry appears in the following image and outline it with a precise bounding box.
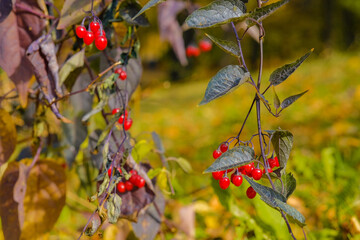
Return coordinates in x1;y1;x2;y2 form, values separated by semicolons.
263;168;273;174
186;46;200;58
119;71;127;80
112;108;120;115
95;36;107;50
246;186;257;199
274;156;280;167
117;167;122;174
130;169;137;175
251;169;263;180
117;182;126;193
83;31;94;45
268;158;276;168
219;177;230;190
90;21;100;33
115;68;122;75
193;47;200;57
231;174;243;187
95;29;105;38
238;166;247;175
220;143;228;153
213;149;222;159
118;114;125;124
130;174;139;185
107;166;113;177
199;40;212;52
125;181;133;191
124;118;133;130
244;164;254;174
76;25;86;38
136;177;145;188
212;171;225;180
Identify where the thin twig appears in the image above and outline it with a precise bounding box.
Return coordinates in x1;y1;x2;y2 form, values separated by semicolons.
235;98;256;139
15;2;55;19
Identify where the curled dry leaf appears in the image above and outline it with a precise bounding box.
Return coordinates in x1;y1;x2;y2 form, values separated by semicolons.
0;0;46;107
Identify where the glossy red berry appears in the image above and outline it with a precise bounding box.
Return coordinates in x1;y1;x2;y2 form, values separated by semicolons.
117;182;126;193
83;31;94;45
136;177;145;188
220;143;228;153
251;169;263;180
125;181;133;191
274;156;280;167
90;21;100;33
112;108;120;115
199;40;212;52
115;68;122;75
95;29;105;38
212;171;225;180
130;169;137;175
231;174;243;187
244;164;254;174
124;118;133;130
238;166;246;175
186;46;200;57
263;168;273;174
119;71;127;80
219;177;230;190
129;174;139;185
76;25;86;38
246;186;257;199
213;149;222;159
95;36;107;50
107;166;113;177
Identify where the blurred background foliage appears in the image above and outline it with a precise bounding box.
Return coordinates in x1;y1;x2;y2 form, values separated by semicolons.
0;0;359;239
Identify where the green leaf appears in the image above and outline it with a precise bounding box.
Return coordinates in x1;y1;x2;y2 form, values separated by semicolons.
107;194;122;224
273;87;281;109
81;97;108;122
152;131;165;153
269;49;313;86
95;112;122;150
274;173;296;199
245;177;305;227
270;129;293;170
132;0;164;20
256;92;270;108
173;157;192;173
280;90;308;109
204;146;254;173
59;49;85;91
185;0;247;29
147;168;162;179
119;0;150;27
246;0;289;27
211;178;233;210
199;65;250;105
132;140;153;162
205;33;240;57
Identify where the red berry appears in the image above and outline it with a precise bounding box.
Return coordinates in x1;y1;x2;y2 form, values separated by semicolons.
76;25;86;38
112;108;120;115
124;118;133;130
117;167;122;174
213;149;222;159
199;40;212;52
244;164;254;174
130;174;139;185
119;71;127;80
274;156;280;167
193;47;200;57
251;169;263;180
263;168;273;174
118;114;125;124
212;171;224;180
219;177;230;190
130;169;137;175
186;45;200;58
90;21;100;33
238;166;246;175
95;29;105;38
83;31;94;45
117;182;126;193
246;186;257;199
125;181;133;191
115;68;122;75
136;177;145;188
226;168;234;173
95;36;107;50
107;166;113;177
220;143;228;153
231;174;243;187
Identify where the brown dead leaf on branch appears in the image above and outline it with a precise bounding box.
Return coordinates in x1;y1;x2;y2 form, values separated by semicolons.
0;0;46;107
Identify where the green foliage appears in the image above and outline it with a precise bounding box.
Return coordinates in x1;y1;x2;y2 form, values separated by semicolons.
274;173;296;199
205;33;241;57
269;129;293;170
280;90;308;109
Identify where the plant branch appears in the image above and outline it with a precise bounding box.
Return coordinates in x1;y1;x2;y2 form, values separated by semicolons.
235;98;256;139
15;2;55;19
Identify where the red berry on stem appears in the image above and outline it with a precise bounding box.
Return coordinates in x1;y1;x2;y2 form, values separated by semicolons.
112;108;120;115
219;177;230;190
244;164;254;174
212;171;225;180
118;114;125;124
238;166;246;175
117;182;126;193
90;21;100;33
246;186;257;199
263;168;273;174
125;181;133;191
274;156;280;167
119;71;127;80
95;29;105;38
115;68;122;75
213;149;222;159
136;177;145;188
251;169;263;180
199;40;212;52
220;143;228;153
124;118;133;130
130;174;139;185
231;174;243;187
107;166;113;177
76;25;86;38
84;31;94;45
130;169;137;175
95;36;107;50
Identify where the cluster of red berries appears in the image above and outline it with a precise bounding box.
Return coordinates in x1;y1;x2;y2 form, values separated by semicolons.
111;109;133;130
108;167;145;193
114;67;127;81
186;39;213;58
76;18;107;50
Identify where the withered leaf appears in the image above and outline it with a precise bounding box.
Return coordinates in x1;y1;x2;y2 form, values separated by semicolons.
0;0;46;106
0;0;12;23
